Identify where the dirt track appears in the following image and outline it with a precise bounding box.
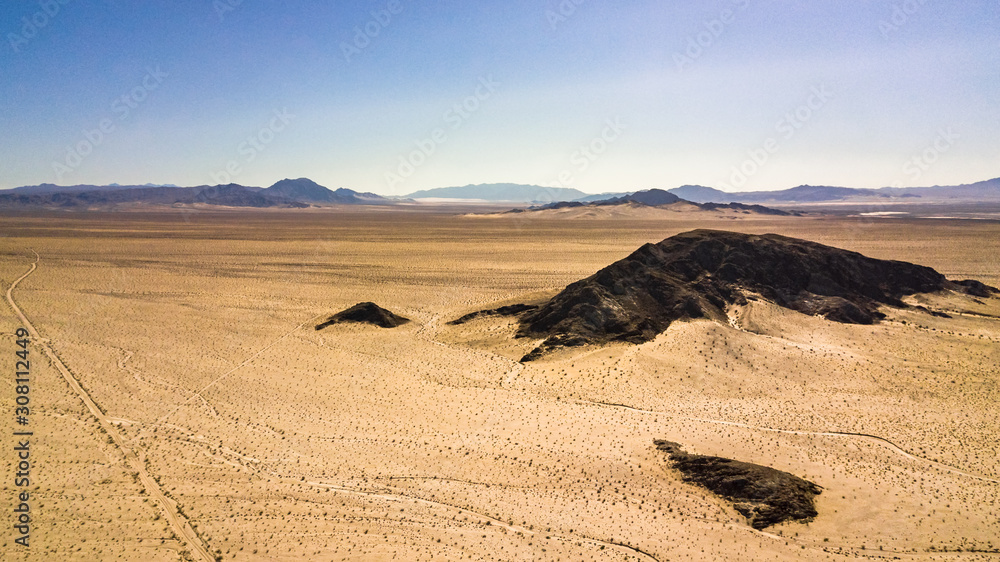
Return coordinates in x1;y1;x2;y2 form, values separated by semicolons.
5;251;215;562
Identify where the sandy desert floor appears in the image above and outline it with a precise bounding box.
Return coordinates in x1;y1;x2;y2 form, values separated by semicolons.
1;207;999;561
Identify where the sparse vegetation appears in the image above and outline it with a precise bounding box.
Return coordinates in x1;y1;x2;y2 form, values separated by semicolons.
1;208;997;561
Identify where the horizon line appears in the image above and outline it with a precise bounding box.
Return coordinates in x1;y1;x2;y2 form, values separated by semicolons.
3;175;999;197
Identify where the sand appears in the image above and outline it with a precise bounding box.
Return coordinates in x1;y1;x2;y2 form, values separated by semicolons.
1;208;998;561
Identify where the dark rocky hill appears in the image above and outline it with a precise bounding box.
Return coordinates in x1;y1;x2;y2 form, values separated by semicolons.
656;440;822;530
516;229;996;360
447;304;538;325
315;302;410;329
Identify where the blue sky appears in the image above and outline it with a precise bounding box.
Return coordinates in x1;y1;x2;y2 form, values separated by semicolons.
1;0;998;194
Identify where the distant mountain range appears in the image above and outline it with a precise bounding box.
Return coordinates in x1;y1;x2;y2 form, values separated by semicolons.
4;177;999;209
511;189;793;216
11;183;189;195
0;178;397;209
406;183;588;202
578;178;1000;204
411;178;1000;203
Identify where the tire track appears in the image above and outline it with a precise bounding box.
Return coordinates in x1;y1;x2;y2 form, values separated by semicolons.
154;311;326;427
116;347;220;418
4;250;215;562
415;312;526;388
573;399;1000;484
291;475;661;561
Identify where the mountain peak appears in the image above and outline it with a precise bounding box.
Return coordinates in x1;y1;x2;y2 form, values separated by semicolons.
266;178;342;203
264;179;392;205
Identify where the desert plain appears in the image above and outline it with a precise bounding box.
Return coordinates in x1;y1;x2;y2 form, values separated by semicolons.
1;207;999;561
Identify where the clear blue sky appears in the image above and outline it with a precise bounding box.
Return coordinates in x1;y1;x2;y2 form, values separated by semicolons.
1;0;998;194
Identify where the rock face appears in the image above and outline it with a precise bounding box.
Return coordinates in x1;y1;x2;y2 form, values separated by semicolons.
517;229;996;360
655;441;822;530
315;302;410;329
447;304;538;325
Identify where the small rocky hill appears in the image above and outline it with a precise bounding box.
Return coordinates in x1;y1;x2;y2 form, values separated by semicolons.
315;302;410;329
656;440;822;530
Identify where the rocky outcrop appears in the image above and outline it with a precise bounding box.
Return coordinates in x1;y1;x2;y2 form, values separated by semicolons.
517;230;996;360
316;302;410;329
656;440;822;530
447;304;538;325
